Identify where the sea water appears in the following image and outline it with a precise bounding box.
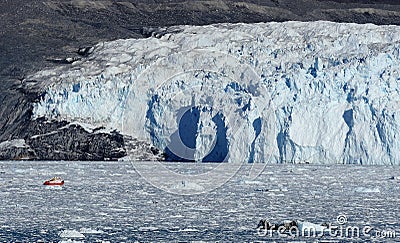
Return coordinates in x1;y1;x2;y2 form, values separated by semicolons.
0;161;399;242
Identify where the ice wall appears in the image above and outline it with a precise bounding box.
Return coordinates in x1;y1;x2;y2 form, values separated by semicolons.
31;21;400;164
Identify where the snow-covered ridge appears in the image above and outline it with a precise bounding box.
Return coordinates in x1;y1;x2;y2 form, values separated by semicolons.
31;21;400;164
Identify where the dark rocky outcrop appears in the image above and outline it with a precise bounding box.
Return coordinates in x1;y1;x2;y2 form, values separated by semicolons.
0;140;36;160
0;118;127;161
27;124;126;161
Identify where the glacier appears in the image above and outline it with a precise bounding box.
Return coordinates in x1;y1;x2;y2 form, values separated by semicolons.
29;21;400;165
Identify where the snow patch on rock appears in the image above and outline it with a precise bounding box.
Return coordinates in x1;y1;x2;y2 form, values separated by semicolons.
0;139;28;149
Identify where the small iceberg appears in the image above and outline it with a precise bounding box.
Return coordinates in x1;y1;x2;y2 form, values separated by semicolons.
59;240;84;243
79;228;104;234
297;220;328;233
354;187;380;193
180;228;200;232
240;180;264;185
59;230;85;238
138;226;159;231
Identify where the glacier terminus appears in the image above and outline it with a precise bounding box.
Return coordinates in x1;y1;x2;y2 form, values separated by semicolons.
30;21;400;165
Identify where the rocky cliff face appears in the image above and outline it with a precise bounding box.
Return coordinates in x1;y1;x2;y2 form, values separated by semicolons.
26;22;400;164
0;117;127;160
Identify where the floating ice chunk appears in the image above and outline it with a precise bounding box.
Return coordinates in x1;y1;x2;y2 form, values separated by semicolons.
59;230;85;238
195;206;212;211
354;187;381;193
79;228;104;234
226;209;238;213
45;186;63;190
297;221;327;233
240;180;264;185
180;228;200;232
59;240;84;243
138;226;159;231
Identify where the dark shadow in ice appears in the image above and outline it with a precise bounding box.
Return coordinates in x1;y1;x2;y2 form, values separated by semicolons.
164;107;201;162
249;117;262;163
179;107;201;150
164;108;229;162
202;113;229;162
343;109;354;132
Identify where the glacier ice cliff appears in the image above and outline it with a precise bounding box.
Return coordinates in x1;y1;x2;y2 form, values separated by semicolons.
29;21;400;164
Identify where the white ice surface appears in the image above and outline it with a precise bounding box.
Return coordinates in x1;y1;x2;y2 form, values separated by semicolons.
0;139;28;149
